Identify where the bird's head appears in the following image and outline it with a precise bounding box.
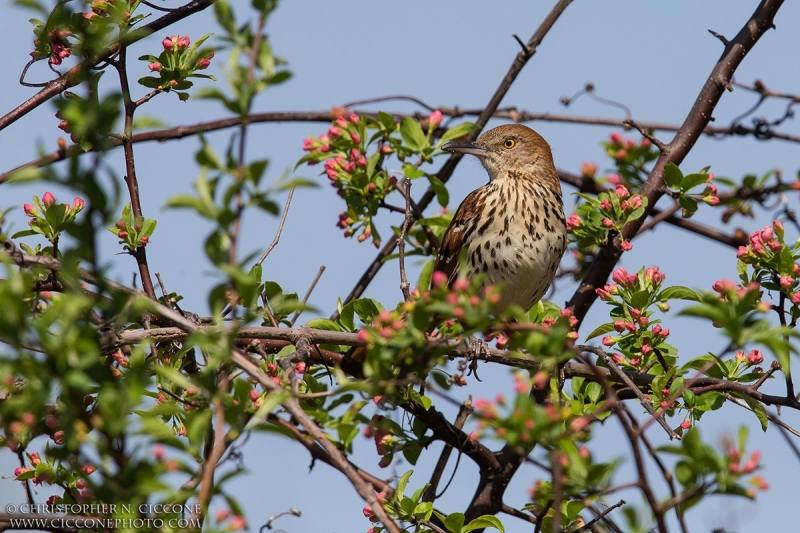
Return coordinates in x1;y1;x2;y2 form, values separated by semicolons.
442;124;558;189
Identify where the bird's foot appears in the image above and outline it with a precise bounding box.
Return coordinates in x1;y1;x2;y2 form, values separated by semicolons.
465;335;488;382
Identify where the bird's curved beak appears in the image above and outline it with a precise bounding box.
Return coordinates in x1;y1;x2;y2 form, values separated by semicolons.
441;140;489;158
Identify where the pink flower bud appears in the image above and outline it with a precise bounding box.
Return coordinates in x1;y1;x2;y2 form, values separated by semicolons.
602;217;614;228
612;268;637;287
429;110;443;128
23;204;36;216
350;132;361;144
599;199;612;211
197;58;211;69
82;465;95;475
73;197;85;211
349;113;359;124
162;36;174;49
149;62;162;72
335;116;348;128
616;149;627;160
641;344;653;355
118;231;128;239
680;420;691;430
580;162;597;178
760;226;774;241
565;214;582;230
601;336;616;347
606;173;621;185
747;349;764;365
452;278;470;291
609;132;623;144
780;276;794;290
432;270;448;287
42;192;55;207
177;36;190;49
628;195;643;209
614;184;630;199
327;126;341;137
621;241;633;252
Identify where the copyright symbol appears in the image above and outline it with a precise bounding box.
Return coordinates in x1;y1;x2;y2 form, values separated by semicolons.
6;504;16;513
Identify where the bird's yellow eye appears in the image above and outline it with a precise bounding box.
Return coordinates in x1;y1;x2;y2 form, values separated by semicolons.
504;138;516;149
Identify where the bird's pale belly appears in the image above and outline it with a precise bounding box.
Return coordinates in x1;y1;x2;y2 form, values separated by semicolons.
466;218;566;311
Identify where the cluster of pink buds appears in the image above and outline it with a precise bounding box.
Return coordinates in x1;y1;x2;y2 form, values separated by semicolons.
431;271;501;320
729;449;762;475
23;193;85;225
163;35;190;51
366;309;405;340
734;349;764;367
303;113;362;161
736;222;785;264
606;131;651;161
33;28;72;65
565;213;582;230
473;397;500;423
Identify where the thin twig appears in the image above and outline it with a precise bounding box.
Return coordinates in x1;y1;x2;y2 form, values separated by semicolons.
567;499;626;533
256;188;294;267
290;266;326;326
398;178;413;301
623;118;668;152
262;508;301;531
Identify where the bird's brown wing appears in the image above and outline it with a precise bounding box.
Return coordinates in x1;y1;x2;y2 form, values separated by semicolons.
433;187;485;287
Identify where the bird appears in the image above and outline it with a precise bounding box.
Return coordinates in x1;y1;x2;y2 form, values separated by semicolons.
347;124;566;366
435;124;567;312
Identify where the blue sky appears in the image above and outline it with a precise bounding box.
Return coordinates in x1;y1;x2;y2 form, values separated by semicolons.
2;1;800;532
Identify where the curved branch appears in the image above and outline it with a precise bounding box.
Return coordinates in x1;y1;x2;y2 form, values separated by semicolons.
567;0;785;325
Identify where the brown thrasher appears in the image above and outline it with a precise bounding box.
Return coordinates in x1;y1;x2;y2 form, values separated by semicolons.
436;124;567;311
347;124;566;364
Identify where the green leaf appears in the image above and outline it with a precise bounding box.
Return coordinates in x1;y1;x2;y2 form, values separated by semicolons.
414;501;433;519
427;175;449;207
400;117;427;152
304;318;341;331
137;76;161;89
681;172;710;192
663;163;683;188
378;111;396;130
438;122;478;146
658;286;700;301
395;470;413;501
678;195;698;215
585;322;615;341
443;512;465;533
742;395;769;431
464;515;505;532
